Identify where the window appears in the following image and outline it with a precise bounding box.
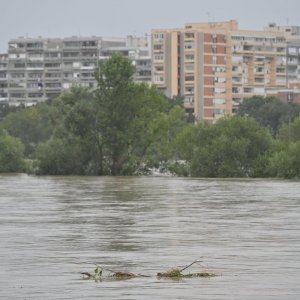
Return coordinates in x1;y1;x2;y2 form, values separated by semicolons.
154;33;164;40
214;88;225;94
214;77;226;83
11;73;25;78
184;32;195;39
184;43;194;49
27;63;43;68
213;98;226;105
153;76;164;82
27;83;39;88
28;73;43;79
14;63;25;68
154;55;163;61
45;63;61;68
214;108;225;115
214;66;226;72
184;96;194;103
184;64;194;72
154;66;164;72
185;54;194;61
185;75;194;81
185;86;194;94
26;42;43;49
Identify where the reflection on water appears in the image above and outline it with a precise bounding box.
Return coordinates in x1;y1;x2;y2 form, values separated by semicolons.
0;174;300;299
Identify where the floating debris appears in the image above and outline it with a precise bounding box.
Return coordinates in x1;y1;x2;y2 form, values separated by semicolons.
80;265;140;281
157;260;217;279
80;260;217;281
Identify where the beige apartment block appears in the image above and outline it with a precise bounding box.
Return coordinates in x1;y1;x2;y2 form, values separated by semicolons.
152;20;288;123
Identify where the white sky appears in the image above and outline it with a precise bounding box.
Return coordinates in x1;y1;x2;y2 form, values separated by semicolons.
0;0;299;52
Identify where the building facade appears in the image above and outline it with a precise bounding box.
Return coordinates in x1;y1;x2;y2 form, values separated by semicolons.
152;20;289;123
0;54;8;103
4;35;151;106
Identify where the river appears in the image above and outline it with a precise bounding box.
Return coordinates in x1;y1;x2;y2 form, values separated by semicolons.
0;174;299;299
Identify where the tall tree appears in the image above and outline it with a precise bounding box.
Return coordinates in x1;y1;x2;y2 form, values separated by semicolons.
95;53;168;175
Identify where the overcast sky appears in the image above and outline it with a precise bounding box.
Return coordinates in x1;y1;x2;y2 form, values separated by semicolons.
0;0;299;52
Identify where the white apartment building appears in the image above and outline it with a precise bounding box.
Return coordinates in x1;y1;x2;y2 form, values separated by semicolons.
5;35;151;106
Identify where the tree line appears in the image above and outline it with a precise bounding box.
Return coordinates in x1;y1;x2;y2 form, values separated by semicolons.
1;54;300;178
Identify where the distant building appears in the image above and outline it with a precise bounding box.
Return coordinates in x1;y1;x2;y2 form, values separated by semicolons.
151;20;290;123
100;35;151;83
265;23;300;87
5;35;151;106
0;54;8;103
276;89;300;105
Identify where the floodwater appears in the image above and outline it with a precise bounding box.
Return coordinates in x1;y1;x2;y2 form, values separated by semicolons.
0;174;299;299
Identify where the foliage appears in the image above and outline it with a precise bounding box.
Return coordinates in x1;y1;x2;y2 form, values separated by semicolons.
267;141;300;178
34;55;176;175
0;130;26;172
144;105;188;168
172;116;273;177
35;87;104;175
0;102;25;120
35;137;86;175
0;102;54;156
277;116;300;143
2;55;300;178
94;53;170;175
237;96;300;136
265;117;300;178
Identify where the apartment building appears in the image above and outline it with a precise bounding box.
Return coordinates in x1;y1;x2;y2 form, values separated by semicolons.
265;23;300;87
0;54;8;103
100;35;151;83
5;35;151;106
152;20;289;123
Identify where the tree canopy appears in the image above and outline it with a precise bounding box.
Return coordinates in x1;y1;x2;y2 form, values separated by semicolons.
1;57;300;178
237;95;300;136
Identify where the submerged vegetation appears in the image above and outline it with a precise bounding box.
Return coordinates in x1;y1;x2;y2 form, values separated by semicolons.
0;54;300;178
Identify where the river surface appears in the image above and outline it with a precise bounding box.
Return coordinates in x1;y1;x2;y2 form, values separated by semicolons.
0;174;299;299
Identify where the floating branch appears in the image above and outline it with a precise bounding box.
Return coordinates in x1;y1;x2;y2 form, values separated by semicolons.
157;260;217;279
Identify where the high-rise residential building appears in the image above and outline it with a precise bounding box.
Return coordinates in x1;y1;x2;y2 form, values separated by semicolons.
265;23;300;86
152;20;289;123
5;35;151;106
0;54;8;103
100;35;151;83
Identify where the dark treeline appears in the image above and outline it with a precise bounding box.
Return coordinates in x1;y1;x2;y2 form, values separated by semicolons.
1;54;300;178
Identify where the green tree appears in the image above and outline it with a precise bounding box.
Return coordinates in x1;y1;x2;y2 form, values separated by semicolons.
35;137;85;175
35;56;171;176
27;86;100;175
0;130;25;172
237;96;300;136
173;116;273;177
95;53;168;175
267;141;300;178
144;105;188;169
264;116;300;179
277;116;300;143
0;102;54;156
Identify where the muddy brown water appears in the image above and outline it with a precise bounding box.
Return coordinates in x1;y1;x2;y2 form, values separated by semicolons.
1;174;299;299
